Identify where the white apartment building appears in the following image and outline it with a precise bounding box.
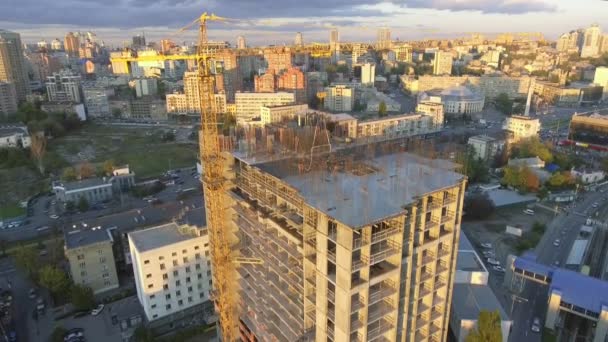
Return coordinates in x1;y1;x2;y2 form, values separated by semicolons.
0;126;30;148
356;63;375;86
433;51;453;76
581;24;602;58
593;67;608;99
356;113;438;138
416;101;445;126
260;104;309;125
503;115;541;142
129;223;213;322
324;85;354;112
235;92;295;122
46;70;82;103
166;92;226;115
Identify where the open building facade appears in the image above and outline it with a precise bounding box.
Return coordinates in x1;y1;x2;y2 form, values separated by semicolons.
222;138;467;342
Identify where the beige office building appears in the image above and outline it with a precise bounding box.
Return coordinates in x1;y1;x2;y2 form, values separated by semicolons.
231;141;467;341
260;104;309;125
65;226;120;294
433;51;453;76
503;115;540;142
235;92;295;122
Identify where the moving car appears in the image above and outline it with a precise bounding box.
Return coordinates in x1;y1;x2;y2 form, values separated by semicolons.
553;239;561;247
486;258;500;266
523;209;535;216
492;265;505;273
481;243;492;249
91;304;105;316
531;317;541;333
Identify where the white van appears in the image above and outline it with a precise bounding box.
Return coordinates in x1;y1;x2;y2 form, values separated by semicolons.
523;209;535;216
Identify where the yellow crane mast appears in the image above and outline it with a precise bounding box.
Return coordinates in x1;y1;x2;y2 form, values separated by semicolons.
195;12;239;341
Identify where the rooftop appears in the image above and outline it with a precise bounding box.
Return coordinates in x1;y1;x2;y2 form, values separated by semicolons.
0;126;28;138
65;225;113;250
54;178;110;191
129;222;198;253
250;150;464;228
452;284;510;320
457;251;485;272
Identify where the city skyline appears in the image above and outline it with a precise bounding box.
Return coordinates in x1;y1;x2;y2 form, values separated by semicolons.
1;0;606;46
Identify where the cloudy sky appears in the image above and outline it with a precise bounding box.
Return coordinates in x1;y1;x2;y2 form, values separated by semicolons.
0;0;606;47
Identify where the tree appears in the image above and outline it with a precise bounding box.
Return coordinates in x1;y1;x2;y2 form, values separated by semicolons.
13;246;39;279
464;194;495;220
62;167;77;181
495;93;513;115
463;151;490;183
511;137;553;163
133;326;155;342
30;132;47;174
102;159;115;176
77;196;89;212
51;326;68;342
112;108;122;118
466;310;502;342
378;101;387;117
71;284;95;311
77;162;95;179
39;265;70;299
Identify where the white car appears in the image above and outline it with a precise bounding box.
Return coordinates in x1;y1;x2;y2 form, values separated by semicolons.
553;239;561;247
592;203;599;208
486;258;501;266
523;209;535;216
481;243;492;249
91;304;105;316
49;214;59;219
531;317;541;333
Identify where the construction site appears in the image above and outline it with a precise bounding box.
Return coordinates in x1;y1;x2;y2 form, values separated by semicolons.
147;12;472;342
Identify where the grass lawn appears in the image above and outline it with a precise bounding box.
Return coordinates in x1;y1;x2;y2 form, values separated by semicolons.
0;203;25;220
107;143;198;179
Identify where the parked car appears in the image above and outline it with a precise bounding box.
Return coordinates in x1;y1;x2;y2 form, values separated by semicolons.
28;288;36;299
481;243;492;249
523;209;535;216
553;239;561;247
531;317;541;333
91;304;104;316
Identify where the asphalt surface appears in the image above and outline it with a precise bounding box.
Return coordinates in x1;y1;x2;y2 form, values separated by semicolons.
507;187;608;342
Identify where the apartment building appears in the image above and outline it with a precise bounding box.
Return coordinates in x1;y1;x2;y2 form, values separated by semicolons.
0;82;16;116
229;140;467;341
277;67;307;104
260;104;309;125
254;72;276;93
416;101;444;127
46;70;82;103
467;135;505;162
433;51;453;76
235;92;295;122
264;48;293;74
65;226;120;294
0;30;30;103
503;115;540;142
83;87;110;117
129;222;213;322
324;85;354;112
356;113;438;138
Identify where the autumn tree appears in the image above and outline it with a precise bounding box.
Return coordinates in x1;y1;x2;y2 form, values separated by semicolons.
102;159;115;176
30;132;47;174
13;246;40;280
39;265;70;299
466;310;503;342
62;167;77;181
77;162;95;179
378;101;387;117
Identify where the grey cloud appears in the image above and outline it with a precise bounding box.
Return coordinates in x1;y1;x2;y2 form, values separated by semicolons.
403;0;557;14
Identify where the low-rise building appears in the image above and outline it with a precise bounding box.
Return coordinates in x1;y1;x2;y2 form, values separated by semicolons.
0;126;31;148
571;169;606;184
416;101;445;126
508;156;546;169
64;225;120;294
128;97;167;120
356;112;437;138
53;166;135;204
450;232;512;342
433;86;485;116
235;92;295;122
260;104;309;125
128;222;213;322
83;87;110;118
503;115;540;142
468;135;505;162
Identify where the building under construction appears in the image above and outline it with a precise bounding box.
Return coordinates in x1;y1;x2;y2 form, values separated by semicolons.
224;133;467;342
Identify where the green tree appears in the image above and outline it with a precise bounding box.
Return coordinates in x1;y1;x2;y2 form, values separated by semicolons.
77;196;89;212
65;201;75;212
39;265;70;299
51;326;68;342
378;101;387;117
464;194;495;220
62;167;77;181
336;64;349;74
77;162;96;179
465;310;502;342
134;326;155;342
512;137;553;163
13;246;39;279
463;151;490;183
495;93;513;115
71;285;95;311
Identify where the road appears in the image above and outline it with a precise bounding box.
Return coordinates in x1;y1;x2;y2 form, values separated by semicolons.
507;187;608;342
0;166;200;242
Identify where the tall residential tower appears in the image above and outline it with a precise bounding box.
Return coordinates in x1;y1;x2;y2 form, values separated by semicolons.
0;30;30;103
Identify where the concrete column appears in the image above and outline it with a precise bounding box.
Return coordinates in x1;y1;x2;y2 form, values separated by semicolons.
545;289;562;329
593;305;608;342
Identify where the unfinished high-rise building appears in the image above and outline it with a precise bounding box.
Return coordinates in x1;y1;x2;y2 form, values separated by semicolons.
225;137;467;342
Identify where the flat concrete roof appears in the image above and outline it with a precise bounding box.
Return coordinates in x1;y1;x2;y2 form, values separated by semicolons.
457;251;485;272
258;151;464;228
129;222;198;253
452;284;510;320
57;178;110;191
65;226;112;250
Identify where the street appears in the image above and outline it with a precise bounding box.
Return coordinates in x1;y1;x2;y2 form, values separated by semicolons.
507;187;608;342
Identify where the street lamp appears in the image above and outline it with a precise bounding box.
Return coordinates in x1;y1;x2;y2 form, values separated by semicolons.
510;293;529;318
